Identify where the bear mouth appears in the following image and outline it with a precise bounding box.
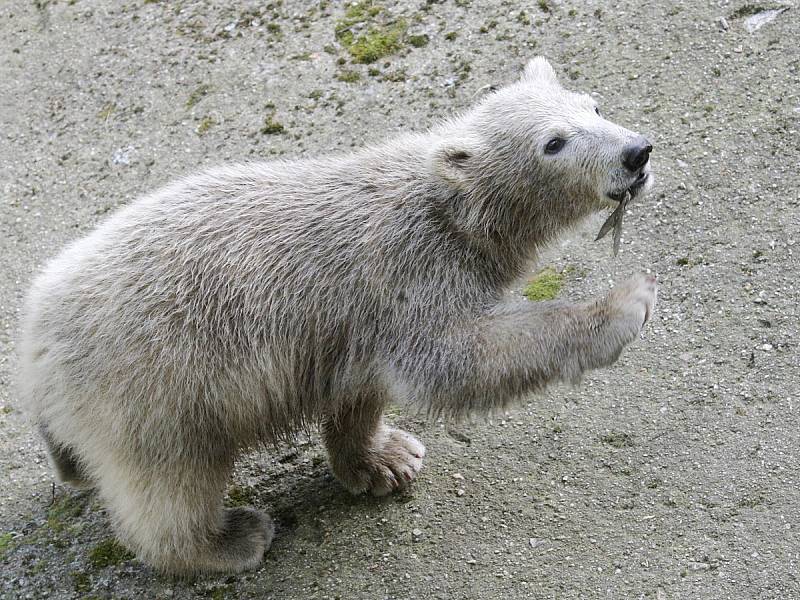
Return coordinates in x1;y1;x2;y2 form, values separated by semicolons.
607;171;649;203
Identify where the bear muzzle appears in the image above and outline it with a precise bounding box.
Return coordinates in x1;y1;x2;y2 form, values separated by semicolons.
622;136;653;173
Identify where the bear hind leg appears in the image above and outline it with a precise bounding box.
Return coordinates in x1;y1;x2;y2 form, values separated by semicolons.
96;454;274;574
40;425;94;491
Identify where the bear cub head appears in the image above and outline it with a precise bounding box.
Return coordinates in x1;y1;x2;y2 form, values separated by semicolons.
429;57;653;238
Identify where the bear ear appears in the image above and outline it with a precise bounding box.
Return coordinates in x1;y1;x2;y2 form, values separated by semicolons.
522;56;559;85
429;136;482;191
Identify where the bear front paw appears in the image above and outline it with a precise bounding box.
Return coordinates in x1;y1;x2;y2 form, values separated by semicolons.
607;273;658;330
330;427;426;497
587;273;657;368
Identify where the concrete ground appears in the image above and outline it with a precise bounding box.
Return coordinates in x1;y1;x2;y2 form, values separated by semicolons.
1;1;798;598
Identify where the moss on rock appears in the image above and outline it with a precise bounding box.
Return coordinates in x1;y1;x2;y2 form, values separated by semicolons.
226;484;258;507
47;495;85;533
261;113;285;134
186;84;213;109
337;69;362;83
522;268;563;301
0;533;13;559
88;539;134;569
334;1;406;64
347;22;406;64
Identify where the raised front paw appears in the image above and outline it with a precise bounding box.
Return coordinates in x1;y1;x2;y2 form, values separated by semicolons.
589;273;657;368
330;427;426;497
607;273;658;330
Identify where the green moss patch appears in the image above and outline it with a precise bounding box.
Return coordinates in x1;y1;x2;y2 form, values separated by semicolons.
226;484;257;507
0;532;13;559
522;268;564;301
407;33;429;48
71;571;91;593
196;115;215;135
347;22;406;64
261;113;285;135
88;539;134;569
186;84;213;109
47;495;85;533
337;69;361;83
335;1;383;45
382;68;407;82
334;1;407;64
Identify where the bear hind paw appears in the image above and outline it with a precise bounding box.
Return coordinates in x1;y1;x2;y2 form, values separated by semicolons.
202;507;275;573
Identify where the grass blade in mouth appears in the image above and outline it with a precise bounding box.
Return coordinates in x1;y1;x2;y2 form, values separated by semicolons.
595;190;631;257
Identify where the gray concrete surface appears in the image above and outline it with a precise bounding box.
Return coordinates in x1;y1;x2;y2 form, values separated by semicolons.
1;1;798;598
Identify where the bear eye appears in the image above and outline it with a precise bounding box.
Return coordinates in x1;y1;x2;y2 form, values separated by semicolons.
594;106;601;116
544;138;566;155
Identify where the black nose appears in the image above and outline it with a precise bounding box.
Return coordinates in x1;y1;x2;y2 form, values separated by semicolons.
622;137;653;172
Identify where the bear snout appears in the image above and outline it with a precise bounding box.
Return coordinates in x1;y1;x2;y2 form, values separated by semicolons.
621;136;653;172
